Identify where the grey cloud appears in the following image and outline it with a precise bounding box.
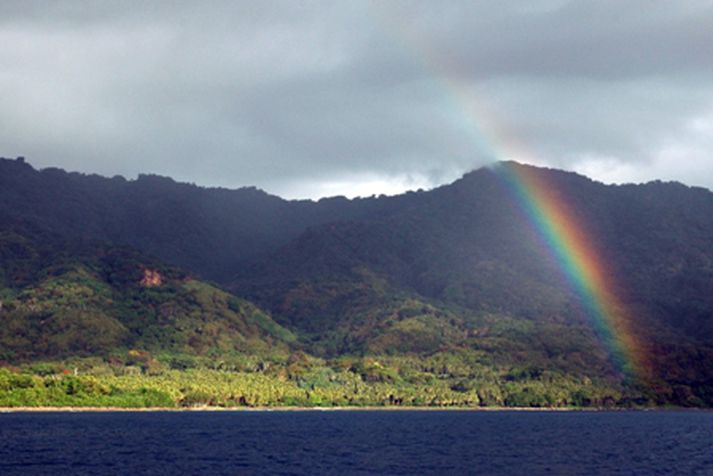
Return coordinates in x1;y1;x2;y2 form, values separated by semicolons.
1;1;712;198
372;0;713;80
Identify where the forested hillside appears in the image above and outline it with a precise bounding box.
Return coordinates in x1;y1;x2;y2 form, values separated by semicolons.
0;217;294;363
0;157;386;282
2;156;713;407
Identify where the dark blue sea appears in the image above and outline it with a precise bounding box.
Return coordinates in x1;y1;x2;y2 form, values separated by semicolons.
1;410;712;475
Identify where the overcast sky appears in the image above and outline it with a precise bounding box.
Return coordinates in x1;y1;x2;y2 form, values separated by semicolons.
2;1;712;198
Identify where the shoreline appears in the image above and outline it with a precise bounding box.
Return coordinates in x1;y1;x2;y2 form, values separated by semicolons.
0;406;575;413
0;405;694;413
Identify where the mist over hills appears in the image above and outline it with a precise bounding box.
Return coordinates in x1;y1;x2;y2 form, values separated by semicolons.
0;157;387;282
2;156;713;405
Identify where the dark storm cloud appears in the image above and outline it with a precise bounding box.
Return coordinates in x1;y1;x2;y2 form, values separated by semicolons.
1;1;712;198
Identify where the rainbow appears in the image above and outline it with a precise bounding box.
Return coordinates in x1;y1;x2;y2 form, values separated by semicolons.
369;4;649;379
495;163;648;379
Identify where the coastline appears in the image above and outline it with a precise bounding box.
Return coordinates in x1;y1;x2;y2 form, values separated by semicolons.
0;405;661;413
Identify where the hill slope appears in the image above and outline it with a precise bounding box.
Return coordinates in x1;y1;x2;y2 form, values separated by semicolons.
0;157;388;282
0;218;294;363
231;163;713;400
3;157;713;405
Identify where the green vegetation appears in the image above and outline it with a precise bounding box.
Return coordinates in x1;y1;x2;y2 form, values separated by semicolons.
0;224;295;363
0;219;711;408
0;353;631;409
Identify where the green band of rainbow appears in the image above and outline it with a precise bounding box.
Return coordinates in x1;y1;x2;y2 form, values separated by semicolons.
495;162;647;378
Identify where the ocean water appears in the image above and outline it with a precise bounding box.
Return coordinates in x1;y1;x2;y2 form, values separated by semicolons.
1;410;712;475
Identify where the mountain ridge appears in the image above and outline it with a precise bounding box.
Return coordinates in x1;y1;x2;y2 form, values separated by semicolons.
6;156;712;201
